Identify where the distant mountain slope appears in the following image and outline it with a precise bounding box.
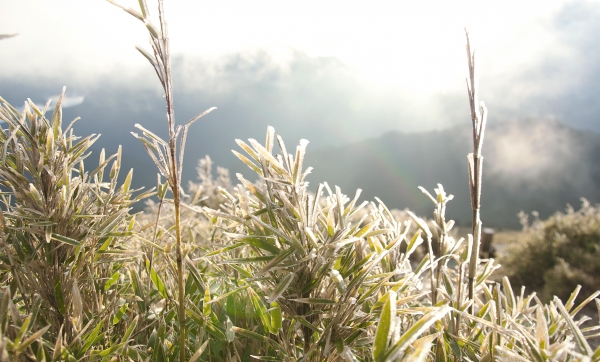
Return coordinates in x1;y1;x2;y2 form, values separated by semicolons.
306;119;600;228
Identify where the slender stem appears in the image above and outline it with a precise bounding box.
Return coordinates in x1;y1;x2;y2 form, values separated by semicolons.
434;206;446;307
146;196;164;319
302;293;311;356
156;1;186;359
427;234;436;305
173;180;186;362
465;29;485;316
455;262;463;335
107;0;189;358
468;174;479;313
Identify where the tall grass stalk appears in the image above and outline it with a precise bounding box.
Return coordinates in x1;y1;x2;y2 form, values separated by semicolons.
107;1;215;360
465;30;488;314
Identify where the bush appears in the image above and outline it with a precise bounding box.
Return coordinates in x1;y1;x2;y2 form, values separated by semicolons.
0;92;152;360
503;200;600;303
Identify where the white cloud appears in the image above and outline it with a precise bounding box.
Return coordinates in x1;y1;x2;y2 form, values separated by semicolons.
0;0;571;93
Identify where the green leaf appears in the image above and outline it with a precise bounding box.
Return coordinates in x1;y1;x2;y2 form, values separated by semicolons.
81;321;104;353
231;326;267;342
384;305;451;361
289;298;337;305
570;290;600;317
341;252;374;279
14;315;31;347
16;325;51;353
207;286;246;306
148;261;168;299
326;210;335;236
219;256;273;264
292;139;309;185
120;315;138;344
565;285;581;313
373;291;396;362
269;302;282;334
113;303;128;325
258;247;295;275
104;272;121;291
222;233;281;254
404;338;434;362
267;272;294;304
206;242;245;256
247;138;289;178
251;215;302;253
122;168;133;193
355;220;379;238
502;276;515;313
592;345;600;362
54;277;66;315
95;341;126;357
50;233;82;247
203;286;211;316
129;267;146;313
294;315;320;333
248;288;271;332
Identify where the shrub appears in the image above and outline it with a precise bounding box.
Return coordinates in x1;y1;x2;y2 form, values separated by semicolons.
0;92;152;360
504;200;600;303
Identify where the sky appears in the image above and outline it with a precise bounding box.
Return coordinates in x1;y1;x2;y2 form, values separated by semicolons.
1;0;567;91
1;1;600;158
2;0;600;137
1;0;600;222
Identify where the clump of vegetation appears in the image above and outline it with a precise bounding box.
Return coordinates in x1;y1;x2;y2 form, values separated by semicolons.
0;91;152;360
503;201;600;304
0;1;599;361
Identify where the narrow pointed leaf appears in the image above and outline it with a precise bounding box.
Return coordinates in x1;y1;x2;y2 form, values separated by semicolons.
385;305;451;360
267;272;295;304
373;291;396;362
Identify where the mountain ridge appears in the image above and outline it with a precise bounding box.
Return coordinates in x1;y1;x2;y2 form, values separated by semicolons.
306;118;600;228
